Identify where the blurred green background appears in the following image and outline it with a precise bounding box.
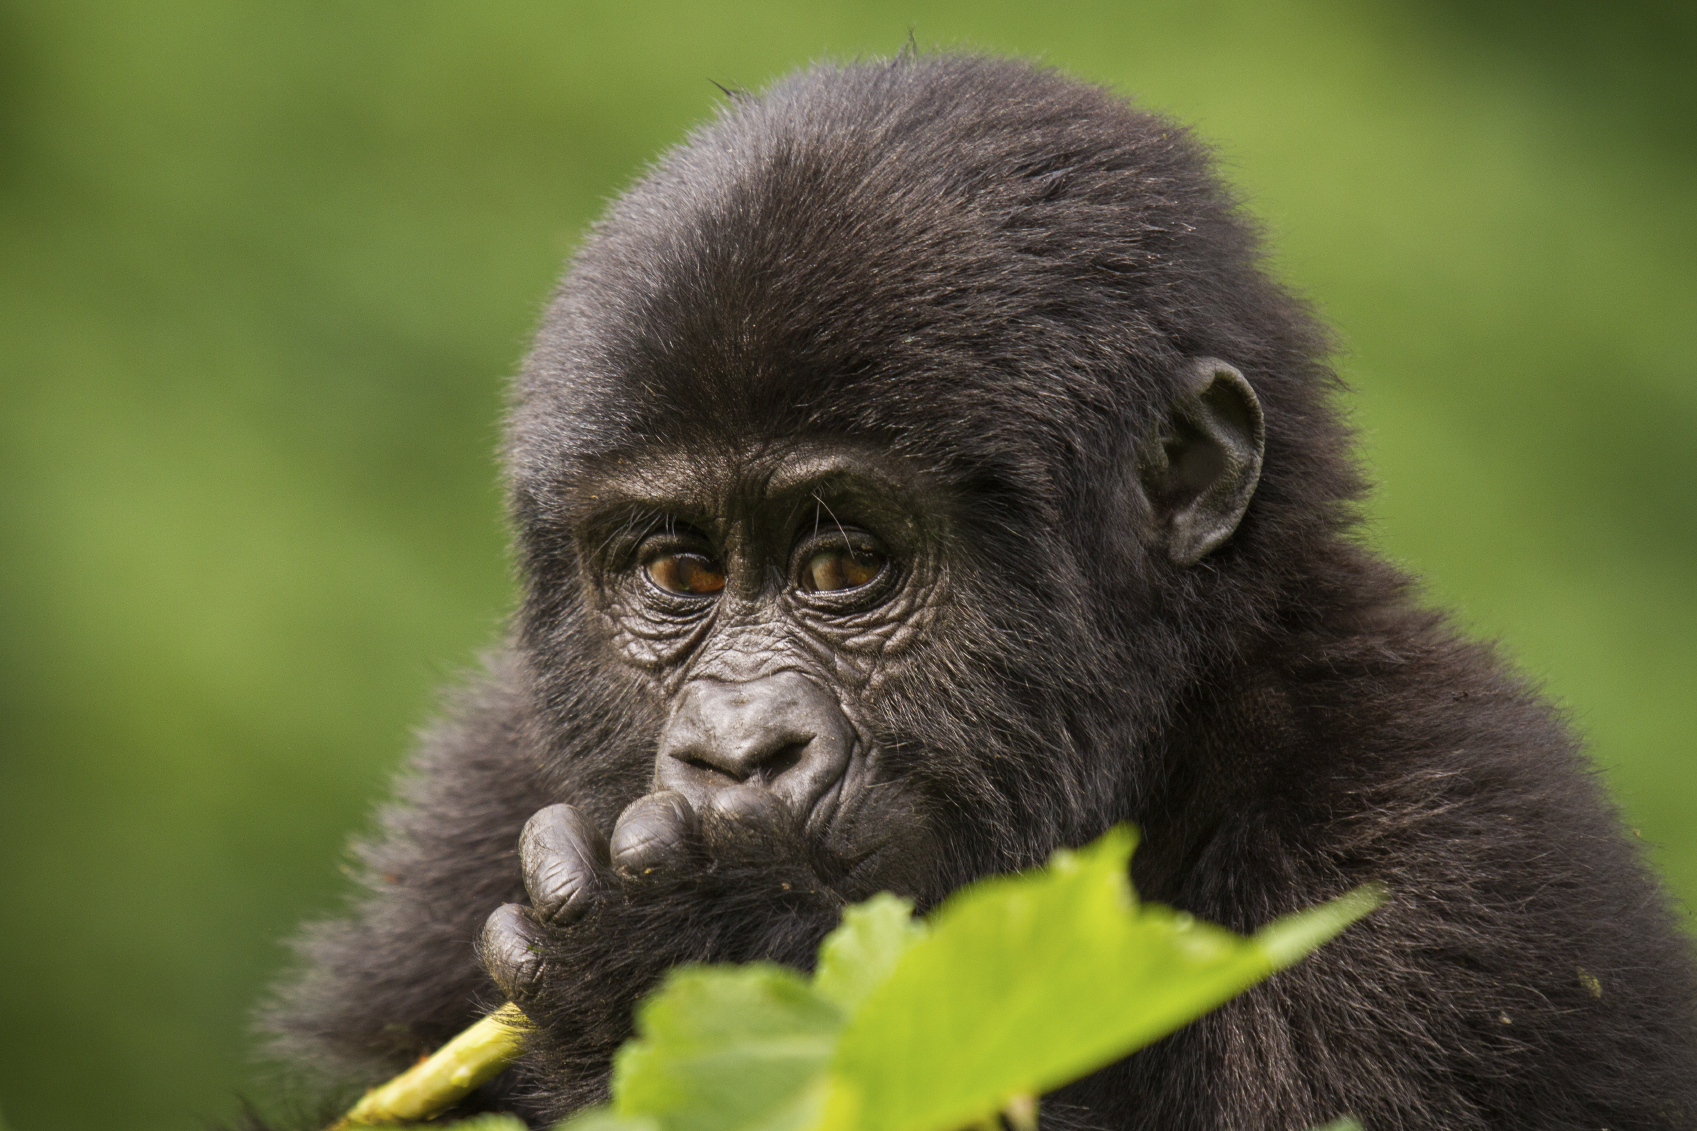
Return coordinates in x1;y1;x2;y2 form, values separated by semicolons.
0;1;1692;1127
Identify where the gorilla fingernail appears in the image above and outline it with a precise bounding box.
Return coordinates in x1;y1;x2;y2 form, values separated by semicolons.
521;804;609;922
479;903;545;999
610;792;697;874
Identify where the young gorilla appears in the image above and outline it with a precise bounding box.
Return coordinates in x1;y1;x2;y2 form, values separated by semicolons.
263;54;1697;1129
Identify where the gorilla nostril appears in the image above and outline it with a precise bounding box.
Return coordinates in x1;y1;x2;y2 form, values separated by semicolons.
755;742;808;784
681;753;731;779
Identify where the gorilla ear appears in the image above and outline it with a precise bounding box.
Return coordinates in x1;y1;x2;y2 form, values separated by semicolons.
1138;358;1265;566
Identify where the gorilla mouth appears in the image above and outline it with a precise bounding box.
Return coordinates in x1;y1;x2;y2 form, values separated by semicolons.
807;768;947;902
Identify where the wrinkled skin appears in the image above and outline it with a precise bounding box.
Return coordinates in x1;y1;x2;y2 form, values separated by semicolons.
259;55;1697;1131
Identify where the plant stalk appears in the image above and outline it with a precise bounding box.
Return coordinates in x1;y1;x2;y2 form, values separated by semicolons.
327;1002;527;1128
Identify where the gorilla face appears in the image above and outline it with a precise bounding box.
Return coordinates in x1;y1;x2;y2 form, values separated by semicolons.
573;438;950;892
481;349;1265;1005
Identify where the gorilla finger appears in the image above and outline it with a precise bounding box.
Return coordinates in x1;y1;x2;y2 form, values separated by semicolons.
521;803;610;925
610;790;698;876
706;783;794;841
479;903;546;1002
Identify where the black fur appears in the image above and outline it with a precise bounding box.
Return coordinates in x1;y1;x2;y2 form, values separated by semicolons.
260;54;1697;1129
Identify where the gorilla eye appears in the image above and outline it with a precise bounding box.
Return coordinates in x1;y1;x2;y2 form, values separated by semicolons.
801;547;886;593
645;552;725;596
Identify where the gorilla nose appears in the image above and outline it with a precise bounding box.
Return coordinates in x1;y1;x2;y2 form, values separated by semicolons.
654;671;855;827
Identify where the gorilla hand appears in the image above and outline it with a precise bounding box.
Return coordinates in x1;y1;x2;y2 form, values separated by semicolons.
479;789;813;1006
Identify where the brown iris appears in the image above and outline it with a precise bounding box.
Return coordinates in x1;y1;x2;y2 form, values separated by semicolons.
645;552;726;596
801;547;885;592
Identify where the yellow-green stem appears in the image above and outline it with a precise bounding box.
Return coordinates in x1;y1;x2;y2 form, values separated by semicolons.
328;1003;527;1128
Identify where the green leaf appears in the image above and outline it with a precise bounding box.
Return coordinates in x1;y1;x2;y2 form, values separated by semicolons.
611;963;844;1131
581;825;1383;1131
422;1118;531;1131
829;827;1384;1131
812;894;927;1013
554;1109;661;1131
1257;883;1388;971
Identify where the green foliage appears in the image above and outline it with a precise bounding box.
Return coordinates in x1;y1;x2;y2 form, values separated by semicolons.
566;828;1381;1131
812;895;926;1013
614;965;840;1131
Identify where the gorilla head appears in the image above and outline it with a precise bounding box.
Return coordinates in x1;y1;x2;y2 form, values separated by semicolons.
264;54;1697;1131
500;55;1344;909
